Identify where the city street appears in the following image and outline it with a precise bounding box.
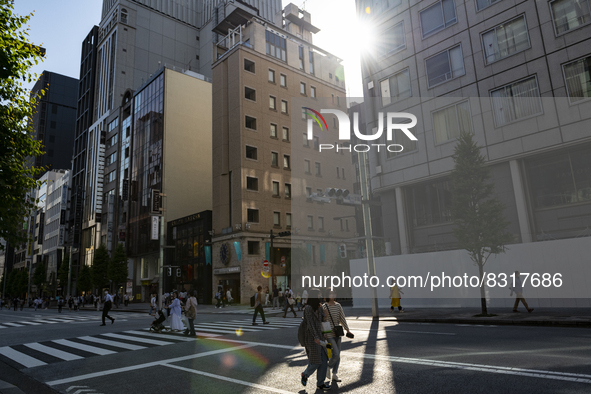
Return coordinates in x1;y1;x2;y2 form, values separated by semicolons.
1;307;590;393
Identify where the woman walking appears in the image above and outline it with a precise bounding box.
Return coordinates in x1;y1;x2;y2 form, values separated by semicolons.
300;289;331;391
183;290;198;337
168;291;184;332
390;280;404;312
323;290;352;383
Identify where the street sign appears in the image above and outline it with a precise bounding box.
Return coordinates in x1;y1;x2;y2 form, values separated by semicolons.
151;189;161;214
263;259;269;272
281;256;286;267
151;216;159;240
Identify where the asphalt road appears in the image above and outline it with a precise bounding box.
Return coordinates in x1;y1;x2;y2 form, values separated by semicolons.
0;307;590;393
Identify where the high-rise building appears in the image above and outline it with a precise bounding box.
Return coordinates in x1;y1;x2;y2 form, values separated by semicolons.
30;72;78;175
211;3;356;303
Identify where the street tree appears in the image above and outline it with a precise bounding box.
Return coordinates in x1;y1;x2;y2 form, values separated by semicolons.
91;244;110;290
32;262;46;296
16;268;28;297
57;253;69;289
108;243;128;293
450;132;514;316
77;264;92;294
0;1;46;250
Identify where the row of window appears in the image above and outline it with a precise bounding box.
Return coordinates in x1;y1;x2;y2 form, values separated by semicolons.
245;208;350;233
246;177;292;197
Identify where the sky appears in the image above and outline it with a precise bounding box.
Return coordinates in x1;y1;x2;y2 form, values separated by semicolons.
13;0;364;99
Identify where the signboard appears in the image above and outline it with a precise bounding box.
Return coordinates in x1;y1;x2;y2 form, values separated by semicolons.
280;256;286;267
213;266;241;275
263;259;270;272
151;189;161;214
151;216;159;240
126;281;132;291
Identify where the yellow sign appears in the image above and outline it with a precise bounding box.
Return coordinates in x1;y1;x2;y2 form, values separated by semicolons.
136;294;141;300
142;280;150;286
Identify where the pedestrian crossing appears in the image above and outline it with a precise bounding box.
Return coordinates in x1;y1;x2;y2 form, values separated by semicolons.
0;312;146;329
0;318;302;370
211;308;296;314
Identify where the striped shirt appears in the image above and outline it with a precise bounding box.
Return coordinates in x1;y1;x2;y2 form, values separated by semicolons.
322;302;349;338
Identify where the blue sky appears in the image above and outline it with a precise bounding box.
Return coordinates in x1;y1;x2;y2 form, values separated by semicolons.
14;0;363;98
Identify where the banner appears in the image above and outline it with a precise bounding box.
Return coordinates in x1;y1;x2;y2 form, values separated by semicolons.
204;245;212;265
233;241;242;262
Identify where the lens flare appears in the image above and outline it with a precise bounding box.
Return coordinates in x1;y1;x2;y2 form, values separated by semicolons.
235;328;244;337
365;6;371;14
222;354;237;368
261;270;271;278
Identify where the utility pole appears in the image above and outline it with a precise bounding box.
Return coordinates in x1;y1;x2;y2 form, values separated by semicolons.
358;150;379;318
66;246;73;296
26;209;36;302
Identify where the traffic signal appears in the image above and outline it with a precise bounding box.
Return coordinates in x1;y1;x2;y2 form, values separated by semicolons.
167;267;172;276
176;268;181;277
339;244;347;258
325;188;350;198
278;231;291;237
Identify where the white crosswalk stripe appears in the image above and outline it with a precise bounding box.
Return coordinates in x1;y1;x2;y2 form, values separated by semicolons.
0;318;301;370
0;312;146;329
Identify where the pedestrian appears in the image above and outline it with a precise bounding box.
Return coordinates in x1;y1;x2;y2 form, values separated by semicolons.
168;291;184;332
68;296;73;311
100;290;115;326
283;286;297;318
124;293;129;307
226;288;233;306
183;290;198;337
323;290;352;383
57;297;64;313
215;290;223;308
74;296;79;311
272;285;279;309
149;293;157;316
390;280;404;312
300;288;331;391
302;289;308;307
510;271;534;313
252;286;270;326
296;292;302;311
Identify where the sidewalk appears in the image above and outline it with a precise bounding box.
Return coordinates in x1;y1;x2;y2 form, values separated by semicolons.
345;307;591;327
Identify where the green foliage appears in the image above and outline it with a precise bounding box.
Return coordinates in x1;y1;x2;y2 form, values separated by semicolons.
32;262;45;291
5;269;17;295
450;132;514;314
77;264;92;293
91;244;110;289
0;2;46;250
15;268;28;296
108;243;128;286
57;253;69;286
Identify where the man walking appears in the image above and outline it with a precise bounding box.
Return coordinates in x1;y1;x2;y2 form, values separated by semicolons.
283;286;297;318
510;271;534;313
149;293;157;316
252;286;270;326
100;290;115;326
272;285;279;309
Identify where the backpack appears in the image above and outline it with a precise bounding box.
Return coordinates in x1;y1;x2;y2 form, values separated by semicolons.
250;293;256;307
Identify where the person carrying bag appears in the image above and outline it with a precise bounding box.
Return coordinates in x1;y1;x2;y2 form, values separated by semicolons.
322;290;353;383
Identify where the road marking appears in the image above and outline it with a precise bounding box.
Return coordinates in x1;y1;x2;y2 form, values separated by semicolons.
17;321;42;325
192;323;262;332
99;333;173;346
31;320;59;324
184;326;238;335
24;343;83;361
3;322;25;327
45;344;256;386
0;346;47;368
123;330;197;342
77;336;146;351
353;328;455;336
162;364;297;394
52;339;116;356
66;386;87;393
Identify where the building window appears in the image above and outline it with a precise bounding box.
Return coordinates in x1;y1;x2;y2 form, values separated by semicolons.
248;241;260;254
491;77;542;126
106;170;116;183
307;215;314;230
337;96;340;106
300;82;306;95
303;133;309;147
121;8;128;23
420;0;457;38
305;159;311;173
107;151;117;165
313;136;320;150
106;133;118;148
270;123;278;138
246;145;257;160
432;101;472;144
315;162;321;176
301;107;307;120
280;74;287;87
527;147;591;208
476;0;502;11
274;212;281;227
273;181;280;196
268;69;275;83
306;187;312;197
247;209;259;223
283;155;290;169
271;152;279;167
342;168;346;179
282;127;289;141
551;0;591;35
245;86;256;101
245;116;257;130
311;86;316;98
281;100;288;114
329;73;333;79
299;46;305;70
266;30;286;61
318;216;324;231
379;21;405;56
244;59;255;73
285;183;291;198
482;16;530;64
563;55;591;102
269;96;276;110
386;117;418;157
286;213;292;228
407;180;453;227
247;177;259;191
309;50;315;74
426;45;465;88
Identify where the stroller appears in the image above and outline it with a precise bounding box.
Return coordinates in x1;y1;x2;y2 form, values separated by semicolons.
149;309;169;333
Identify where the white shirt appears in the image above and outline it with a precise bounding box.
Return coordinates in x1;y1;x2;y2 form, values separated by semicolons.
151;296;156;306
226;290;232;300
104;294;113;303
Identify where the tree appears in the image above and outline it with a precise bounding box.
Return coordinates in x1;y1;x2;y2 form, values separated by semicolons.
6;269;17;295
450;132;514;316
108;243;128;292
16;269;28;297
0;2;46;250
91;244;110;290
77;264;92;293
57;253;69;289
32;262;46;296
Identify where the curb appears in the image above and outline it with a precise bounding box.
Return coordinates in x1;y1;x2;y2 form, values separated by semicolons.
355;317;591;328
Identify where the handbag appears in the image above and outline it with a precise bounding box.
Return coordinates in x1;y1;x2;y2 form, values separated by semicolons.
288;298;296;305
325;304;344;337
321;321;333;334
186;299;196;319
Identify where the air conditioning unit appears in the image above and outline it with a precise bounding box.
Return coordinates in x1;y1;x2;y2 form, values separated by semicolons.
375;166;382;174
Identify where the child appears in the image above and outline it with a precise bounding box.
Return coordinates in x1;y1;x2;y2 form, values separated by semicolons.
390;280;404;312
296;292;302;311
